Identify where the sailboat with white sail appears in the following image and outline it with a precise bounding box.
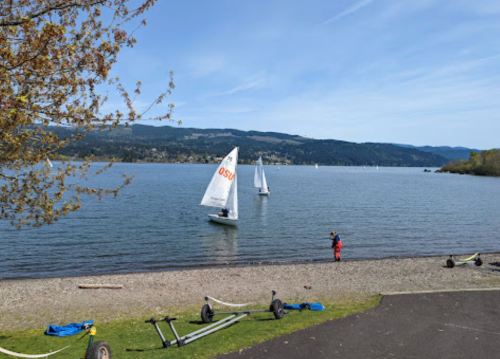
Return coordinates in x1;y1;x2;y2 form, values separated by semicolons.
254;156;270;196
200;147;238;226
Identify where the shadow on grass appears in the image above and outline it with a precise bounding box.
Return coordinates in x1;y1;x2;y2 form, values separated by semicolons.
188;321;206;325
254;318;282;322
125;347;166;352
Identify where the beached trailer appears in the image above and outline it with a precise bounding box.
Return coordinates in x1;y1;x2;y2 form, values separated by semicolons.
200;290;286;323
146;313;248;348
446;253;483;268
145;291;286;349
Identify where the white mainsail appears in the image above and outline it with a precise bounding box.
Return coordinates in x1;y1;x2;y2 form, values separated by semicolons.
226;173;238;219
254;156;263;188
260;166;268;193
201;147;238;221
254;156;269;195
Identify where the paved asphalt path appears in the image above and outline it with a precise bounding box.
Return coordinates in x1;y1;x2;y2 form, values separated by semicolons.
215;290;500;359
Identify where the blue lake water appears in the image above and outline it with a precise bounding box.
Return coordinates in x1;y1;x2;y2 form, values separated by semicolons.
0;163;499;279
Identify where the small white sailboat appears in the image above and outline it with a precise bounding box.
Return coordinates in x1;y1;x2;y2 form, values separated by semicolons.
200;147;238;226
376;165;379;170
315;164;318;169
254;156;270;196
46;157;53;168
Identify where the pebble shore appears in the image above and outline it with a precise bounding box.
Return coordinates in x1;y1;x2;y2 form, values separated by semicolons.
1;253;500;331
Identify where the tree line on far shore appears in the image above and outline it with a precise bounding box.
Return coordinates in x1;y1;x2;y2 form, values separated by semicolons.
438;149;500;176
53;125;449;167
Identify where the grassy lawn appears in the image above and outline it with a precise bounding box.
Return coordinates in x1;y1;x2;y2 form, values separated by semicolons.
0;295;380;359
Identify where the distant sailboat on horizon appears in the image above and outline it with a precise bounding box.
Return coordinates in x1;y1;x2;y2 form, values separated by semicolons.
254;156;270;196
315;164;318;169
200;147;239;226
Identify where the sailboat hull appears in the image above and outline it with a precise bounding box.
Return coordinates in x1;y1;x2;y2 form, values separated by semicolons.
258;191;270;196
208;214;238;226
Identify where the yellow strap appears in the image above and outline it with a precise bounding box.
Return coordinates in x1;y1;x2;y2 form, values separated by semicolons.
459;253;479;262
89;327;97;336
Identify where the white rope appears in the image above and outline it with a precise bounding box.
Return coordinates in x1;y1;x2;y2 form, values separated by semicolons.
0;345;70;358
0;330;89;358
206;296;254;307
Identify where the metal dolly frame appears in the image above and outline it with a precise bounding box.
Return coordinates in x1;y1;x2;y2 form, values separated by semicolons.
446;253;483;268
145;313;248;348
200;290;286;323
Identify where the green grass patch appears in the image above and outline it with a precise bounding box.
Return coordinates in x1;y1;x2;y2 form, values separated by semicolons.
0;295;380;359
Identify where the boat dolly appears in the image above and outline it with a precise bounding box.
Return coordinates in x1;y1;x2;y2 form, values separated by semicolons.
446;253;483;268
145;291;287;349
200;290;287;323
145;313;248;348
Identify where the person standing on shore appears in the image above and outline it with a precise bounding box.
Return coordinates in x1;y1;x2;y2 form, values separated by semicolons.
330;231;343;261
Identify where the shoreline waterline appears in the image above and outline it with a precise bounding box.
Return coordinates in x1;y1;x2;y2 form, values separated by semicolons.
2;251;499;281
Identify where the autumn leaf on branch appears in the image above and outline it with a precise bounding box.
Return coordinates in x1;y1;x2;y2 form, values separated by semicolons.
0;0;176;228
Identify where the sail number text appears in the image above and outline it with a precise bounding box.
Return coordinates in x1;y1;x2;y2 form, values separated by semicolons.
218;167;235;181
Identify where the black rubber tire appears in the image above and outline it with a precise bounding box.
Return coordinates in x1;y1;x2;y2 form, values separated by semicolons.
446;259;455;268
85;341;112;359
271;299;284;320
475;258;483;266
201;304;214;323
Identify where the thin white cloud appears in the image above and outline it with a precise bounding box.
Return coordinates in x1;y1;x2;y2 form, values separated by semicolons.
323;0;375;25
225;79;264;95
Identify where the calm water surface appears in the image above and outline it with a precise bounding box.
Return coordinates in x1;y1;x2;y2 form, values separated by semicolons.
1;164;499;279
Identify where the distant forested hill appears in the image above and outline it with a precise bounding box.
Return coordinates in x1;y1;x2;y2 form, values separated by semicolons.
54;125;448;167
393;144;482;161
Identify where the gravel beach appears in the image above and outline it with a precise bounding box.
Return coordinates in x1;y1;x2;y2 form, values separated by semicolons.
1;253;500;331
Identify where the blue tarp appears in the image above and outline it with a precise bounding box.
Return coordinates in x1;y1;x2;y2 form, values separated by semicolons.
45;320;93;337
284;302;325;311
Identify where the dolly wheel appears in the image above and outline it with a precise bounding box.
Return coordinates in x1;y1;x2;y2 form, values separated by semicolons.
272;299;285;320
446;259;455;268
475;258;483;266
85;341;111;359
201;304;214;323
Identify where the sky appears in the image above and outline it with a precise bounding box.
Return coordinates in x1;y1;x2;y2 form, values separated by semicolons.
107;0;500;149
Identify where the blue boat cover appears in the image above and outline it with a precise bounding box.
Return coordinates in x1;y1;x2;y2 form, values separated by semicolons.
284;303;325;311
45;320;93;337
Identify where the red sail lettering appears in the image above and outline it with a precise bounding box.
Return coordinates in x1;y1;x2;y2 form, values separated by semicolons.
218;167;234;180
